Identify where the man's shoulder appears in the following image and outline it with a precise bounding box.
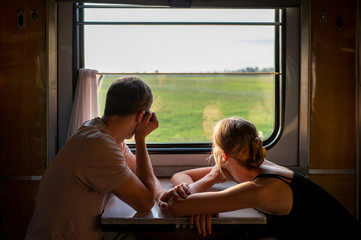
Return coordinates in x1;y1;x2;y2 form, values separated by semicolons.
75;119;114;144
78;118;106;134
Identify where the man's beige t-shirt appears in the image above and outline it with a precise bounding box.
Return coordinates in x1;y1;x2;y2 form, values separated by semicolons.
25;118;133;240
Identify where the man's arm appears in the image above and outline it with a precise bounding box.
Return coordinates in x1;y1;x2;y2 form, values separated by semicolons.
120;123;191;211
133;111;159;195
112;112;159;213
112;174;155;213
134;136;156;195
117;150;173;212
122;141;165;198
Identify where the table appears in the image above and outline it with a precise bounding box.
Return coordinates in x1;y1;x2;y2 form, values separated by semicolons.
101;179;266;234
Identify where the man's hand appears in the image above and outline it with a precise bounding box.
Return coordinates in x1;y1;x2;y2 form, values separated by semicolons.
135;111;159;141
158;183;191;210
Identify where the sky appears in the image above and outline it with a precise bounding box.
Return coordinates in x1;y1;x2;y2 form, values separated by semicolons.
83;8;276;73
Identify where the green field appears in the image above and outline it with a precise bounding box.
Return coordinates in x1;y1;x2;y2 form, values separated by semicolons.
97;75;274;143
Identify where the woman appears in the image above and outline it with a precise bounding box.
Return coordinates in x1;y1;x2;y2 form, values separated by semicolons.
169;117;360;239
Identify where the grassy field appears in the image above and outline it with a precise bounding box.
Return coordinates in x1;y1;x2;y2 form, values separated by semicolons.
97;74;274;143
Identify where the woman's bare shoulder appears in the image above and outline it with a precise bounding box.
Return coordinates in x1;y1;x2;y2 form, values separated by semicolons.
259;160;294;179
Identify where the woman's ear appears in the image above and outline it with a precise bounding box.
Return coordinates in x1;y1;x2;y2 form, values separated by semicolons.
136;111;145;123
222;152;228;162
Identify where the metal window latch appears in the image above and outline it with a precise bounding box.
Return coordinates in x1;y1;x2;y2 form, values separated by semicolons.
17;9;25;31
335;13;343;31
30;10;39;22
320;11;327;23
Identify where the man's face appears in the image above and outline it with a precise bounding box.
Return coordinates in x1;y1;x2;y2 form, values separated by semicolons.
123;112;141;140
124;110;149;140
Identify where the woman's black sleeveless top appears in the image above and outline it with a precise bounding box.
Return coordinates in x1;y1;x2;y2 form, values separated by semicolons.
252;172;360;240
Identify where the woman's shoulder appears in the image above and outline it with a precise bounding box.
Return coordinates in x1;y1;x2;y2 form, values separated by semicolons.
250;161;294;215
257;160;294;179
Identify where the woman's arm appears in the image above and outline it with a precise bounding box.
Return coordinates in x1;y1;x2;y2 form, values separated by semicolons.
171;167;243;237
171;167;213;185
169;180;263;217
171;166;232;193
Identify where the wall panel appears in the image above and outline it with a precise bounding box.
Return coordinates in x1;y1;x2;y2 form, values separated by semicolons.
0;0;47;239
309;174;355;215
0;0;359;238
0;0;46;176
309;0;357;215
310;0;356;170
1;181;40;240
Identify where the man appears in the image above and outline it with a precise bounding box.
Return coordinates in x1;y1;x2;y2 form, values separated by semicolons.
25;76;187;240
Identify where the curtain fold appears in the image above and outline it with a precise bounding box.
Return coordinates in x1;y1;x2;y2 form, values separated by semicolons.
67;69;101;138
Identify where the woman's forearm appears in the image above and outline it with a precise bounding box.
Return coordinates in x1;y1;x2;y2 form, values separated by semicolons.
188;173;219;193
169;191;223;216
171;167;222;193
171;172;195;186
171;172;218;193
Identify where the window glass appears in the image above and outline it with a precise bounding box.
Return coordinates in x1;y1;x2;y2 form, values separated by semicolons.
84;25;275;73
82;6;280;144
84;8;275;23
97;74;275;143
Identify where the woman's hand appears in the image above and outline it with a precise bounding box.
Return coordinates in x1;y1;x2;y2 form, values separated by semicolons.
158;183;191;210
208;165;233;183
190;213;219;237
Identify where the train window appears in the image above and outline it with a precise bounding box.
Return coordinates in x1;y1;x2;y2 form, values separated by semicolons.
77;4;283;153
58;1;303;173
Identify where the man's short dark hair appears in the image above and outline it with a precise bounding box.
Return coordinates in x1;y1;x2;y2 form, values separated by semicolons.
104;76;153;116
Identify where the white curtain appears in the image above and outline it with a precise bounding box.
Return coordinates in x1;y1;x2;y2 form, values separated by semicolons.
67;69;101;138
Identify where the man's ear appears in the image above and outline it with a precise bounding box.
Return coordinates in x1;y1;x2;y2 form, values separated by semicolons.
136;111;145;123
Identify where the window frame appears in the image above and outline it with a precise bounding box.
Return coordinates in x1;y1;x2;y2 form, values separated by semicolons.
57;0;309;175
76;4;284;153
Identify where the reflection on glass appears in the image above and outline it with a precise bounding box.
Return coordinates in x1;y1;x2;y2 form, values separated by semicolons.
97;74;275;143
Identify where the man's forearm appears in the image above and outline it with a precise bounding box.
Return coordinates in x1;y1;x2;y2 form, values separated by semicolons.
135;138;156;195
154;177;167;201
